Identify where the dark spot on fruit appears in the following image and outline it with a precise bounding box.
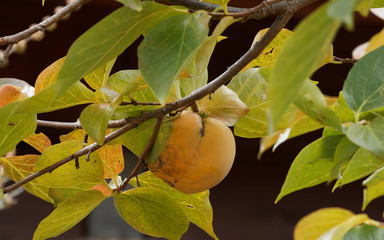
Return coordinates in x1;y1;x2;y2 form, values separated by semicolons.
186;204;194;208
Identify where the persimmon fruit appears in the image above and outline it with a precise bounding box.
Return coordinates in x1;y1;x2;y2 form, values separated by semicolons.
149;111;236;194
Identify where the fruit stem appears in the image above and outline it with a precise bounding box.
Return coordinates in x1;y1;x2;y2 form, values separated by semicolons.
191;102;199;113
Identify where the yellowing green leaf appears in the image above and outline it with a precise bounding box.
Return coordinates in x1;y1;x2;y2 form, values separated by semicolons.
1;155;52;203
245;28;293;69
138;12;210;103
318;214;369;240
146;119;173;165
114;187;189;240
202;0;230;13
35;140;106;190
198;85;250;126
83;58;116;91
33;190;106;240
0;102;37;157
366;28;384;53
130;171;218;239
294;207;354;240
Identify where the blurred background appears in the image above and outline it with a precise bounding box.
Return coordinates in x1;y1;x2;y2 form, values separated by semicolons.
0;0;383;239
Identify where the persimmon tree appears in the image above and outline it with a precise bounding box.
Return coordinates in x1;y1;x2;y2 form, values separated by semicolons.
1;0;384;239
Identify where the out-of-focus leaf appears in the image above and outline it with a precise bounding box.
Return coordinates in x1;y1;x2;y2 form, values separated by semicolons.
54;2;187;97
23;132;52;154
33;190;106;240
198;85;249;126
334;148;384;190
0;155;52;203
343;224;384;240
276;135;343;203
346;117;384;158
343;46;384;114
228;68;296;138
268;3;341;132
114;187;189;240
130;171;218;240
294;207;355;240
333;92;355;123
372;1;384;8
367;28;384;53
16;58;96;114
318;214;369;240
327;0;360;30
138;12;210;103
363;166;384;209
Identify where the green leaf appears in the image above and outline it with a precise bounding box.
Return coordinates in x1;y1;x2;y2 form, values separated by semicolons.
115;0;142;11
114;187;189;240
327;0;360;30
331;137;359;180
228;68;296;138
343;46;384;115
34;140;106;190
111;118;157;156
276;135;343;203
294;80;341;130
0;102;37;157
294;207;355;240
54;2;186;97
130;171;218;239
33;190;106;240
80;103;115;145
346;117;384;158
198;85;250;126
334;148;384;190
363;166;384;209
16;58;96;114
268;3;341;132
318;214;369;240
146;120;173;165
343;224;384;240
138;12;210;103
83;58;116;91
0;155;52;203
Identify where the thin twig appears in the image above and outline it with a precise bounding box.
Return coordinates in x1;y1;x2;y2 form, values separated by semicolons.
333;56;358;64
0;0;90;46
3;0;311;194
115;117;164;192
120;100;161;106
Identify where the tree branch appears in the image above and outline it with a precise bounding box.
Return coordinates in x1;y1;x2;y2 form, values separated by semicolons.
165;0;319;19
115;117;164;192
0;0;90;47
2;0;313;194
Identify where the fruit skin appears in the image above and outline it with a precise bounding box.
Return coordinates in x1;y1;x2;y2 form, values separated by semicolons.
149;111;236;194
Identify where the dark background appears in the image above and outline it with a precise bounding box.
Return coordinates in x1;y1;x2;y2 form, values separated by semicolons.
0;0;383;239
